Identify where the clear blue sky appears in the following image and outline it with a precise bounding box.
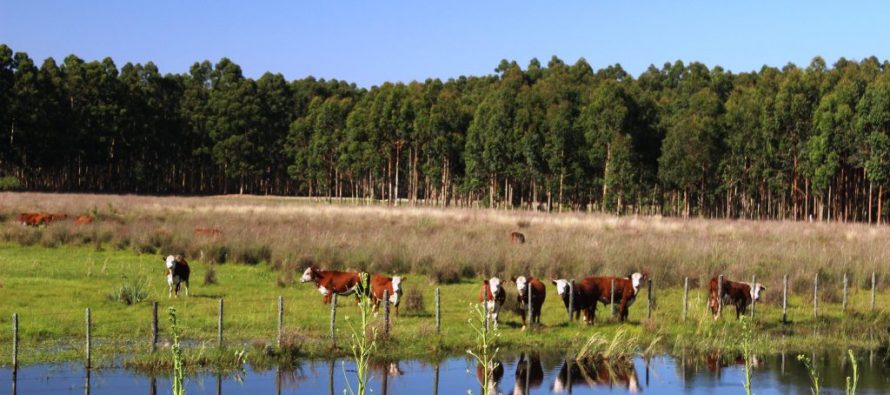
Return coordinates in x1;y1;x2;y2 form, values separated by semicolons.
2;1;889;87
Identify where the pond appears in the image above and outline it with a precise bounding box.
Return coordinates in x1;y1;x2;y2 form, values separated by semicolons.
4;350;889;394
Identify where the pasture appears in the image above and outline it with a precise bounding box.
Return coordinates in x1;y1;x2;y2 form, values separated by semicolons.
1;192;890;369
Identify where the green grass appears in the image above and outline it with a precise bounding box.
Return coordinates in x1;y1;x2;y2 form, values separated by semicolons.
0;244;888;370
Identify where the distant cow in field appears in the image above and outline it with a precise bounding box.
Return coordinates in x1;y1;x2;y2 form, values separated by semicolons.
164;255;191;297
510;232;526;244
300;267;363;304
18;213;41;226
73;215;94;225
590;273;648;321
370;275;405;316
194;227;222;237
512;276;546;329
18;212;68;226
552;278;600;324
708;276;765;319
479;277;507;328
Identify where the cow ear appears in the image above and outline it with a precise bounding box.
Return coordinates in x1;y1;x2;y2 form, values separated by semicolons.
760;286;766;291
484;280;489;285
510;277;516;282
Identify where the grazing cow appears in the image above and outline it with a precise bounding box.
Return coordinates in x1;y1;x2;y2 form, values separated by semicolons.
708;276;765;319
300;267;363;304
552;278;602;324
510;232;526;244
552;359;640;393
18;213;40;226
370;275;405;316
512;276;546;329
164;255;191;297
73;215;94;225
512;353;544;395
590;273;647;321
19;212;67;226
479;277;506;328
194;227;222;237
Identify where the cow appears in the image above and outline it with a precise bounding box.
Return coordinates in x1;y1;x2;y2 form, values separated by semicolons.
17;213;40;226
512;353;544;395
370;275;405;316
18;212;67;226
590;273;647;321
552;278;601;324
300;267;363;304
512;276;546;329
73;215;94;225
164;255;191;298
194;227;222;237
708;276;765;319
479;277;506;329
510;232;526;244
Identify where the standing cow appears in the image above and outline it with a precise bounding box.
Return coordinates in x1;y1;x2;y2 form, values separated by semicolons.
708;276;765;319
592;273;647;321
479;277;506;329
300;267;363;304
552;278;601;324
370;275;405;316
512;276;546;329
164;255;191;297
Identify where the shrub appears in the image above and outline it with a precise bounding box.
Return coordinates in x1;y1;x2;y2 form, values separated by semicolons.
236;244;271;265
0;176;21;191
204;266;218;285
109;276;149;305
402;286;425;314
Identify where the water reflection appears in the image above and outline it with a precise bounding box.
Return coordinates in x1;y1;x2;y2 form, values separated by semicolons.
552;357;640;393
475;359;504;395
513;353;544;395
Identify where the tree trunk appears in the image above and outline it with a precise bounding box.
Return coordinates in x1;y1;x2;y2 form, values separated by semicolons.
558;172;565;214
879;184;884;226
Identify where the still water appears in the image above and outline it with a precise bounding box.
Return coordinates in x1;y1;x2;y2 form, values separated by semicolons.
3;351;889;394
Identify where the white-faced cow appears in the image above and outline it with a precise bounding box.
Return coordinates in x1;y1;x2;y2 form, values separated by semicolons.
370;275;405;316
479;277;506;328
708;276;765;319
590;272;648;321
552;278;600;324
164;255;190;298
512;276;546;329
300;267;363;304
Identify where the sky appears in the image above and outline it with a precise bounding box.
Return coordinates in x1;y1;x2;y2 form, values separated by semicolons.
2;1;890;87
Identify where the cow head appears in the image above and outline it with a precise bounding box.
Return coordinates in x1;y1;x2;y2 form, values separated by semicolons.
300;267;319;283
390;276;405;305
486;277;502;299
513;276;528;298
551;279;570;297
164;255;176;270
750;283;765;301
629;272;647;293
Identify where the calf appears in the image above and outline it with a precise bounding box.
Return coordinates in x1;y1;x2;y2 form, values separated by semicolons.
552;278;600;324
512;276;546;329
73;215;94;225
479;277;506;329
300;267;363;304
708;276;765;319
164;255;191;297
370;275;405;316
510;232;526;244
591;273;647;321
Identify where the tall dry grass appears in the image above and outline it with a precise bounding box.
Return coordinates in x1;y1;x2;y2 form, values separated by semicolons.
2;192;889;291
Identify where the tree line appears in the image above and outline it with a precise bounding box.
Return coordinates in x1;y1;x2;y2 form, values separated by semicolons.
1;44;889;223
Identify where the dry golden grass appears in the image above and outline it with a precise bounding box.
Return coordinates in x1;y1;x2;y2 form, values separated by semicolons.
2;192;890;291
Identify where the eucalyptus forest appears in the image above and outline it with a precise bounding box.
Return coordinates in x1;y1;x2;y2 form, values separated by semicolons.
2;43;890;223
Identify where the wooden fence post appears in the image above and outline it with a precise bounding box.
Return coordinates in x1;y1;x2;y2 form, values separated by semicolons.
568;280;575;323
435;287;441;333
277;296;284;348
483;284;489;333
782;274;788;324
85;307;91;370
871;272;876;312
750;275;757;319
383;290;391;337
842;273;848;313
12;313;18;374
683;277;689;321
216;298;223;348
610;278;616;318
526;282;533;328
330;293;338;345
813;273;819;319
647;279;653;319
151;302;158;353
717;274;724;317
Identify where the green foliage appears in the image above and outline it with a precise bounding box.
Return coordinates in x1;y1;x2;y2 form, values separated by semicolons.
846;350;859;395
108;276;149;305
466;302;500;395
797;353;821;395
0;176;20;190
168;307;185;395
343;272;377;395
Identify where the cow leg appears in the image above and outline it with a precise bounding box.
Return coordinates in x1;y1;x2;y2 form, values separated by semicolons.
184;280;189;297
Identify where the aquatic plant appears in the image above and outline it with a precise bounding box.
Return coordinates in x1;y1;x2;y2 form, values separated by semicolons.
846;349;858;395
343;272;377;395
741;318;754;395
797;353;821;395
466;302;500;395
168;307;185;395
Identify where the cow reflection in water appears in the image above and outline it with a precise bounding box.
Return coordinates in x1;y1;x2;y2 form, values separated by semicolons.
706;351;761;374
513;353;544;395
552;358;640;393
475;359;505;395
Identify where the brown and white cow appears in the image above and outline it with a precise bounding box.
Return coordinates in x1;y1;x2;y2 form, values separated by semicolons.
479;277;507;328
551;278;600;324
300;267;363;304
708;276;765;319
370;275;405;316
591;273;647;321
164;255;191;297
510;232;526;244
512;276;546;329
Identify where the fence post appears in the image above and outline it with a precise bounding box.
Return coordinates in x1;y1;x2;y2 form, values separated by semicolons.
610;278;616;318
568;280;575;323
717;274;724;317
277;296;284;348
750;275;757;319
217;298;224;348
683;277;689;321
151;302;158;353
843;273;848;313
871;272;876;312
483;284;490;333
435;287;441;333
526;282;533;328
383;290;391;337
813;273;819;319
647;278;653;319
85;307;91;370
330;293;337;345
782;274;788;324
12;313;18;374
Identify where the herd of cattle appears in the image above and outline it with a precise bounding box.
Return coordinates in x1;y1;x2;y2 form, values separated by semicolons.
297;266;767;326
17;212;93;226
